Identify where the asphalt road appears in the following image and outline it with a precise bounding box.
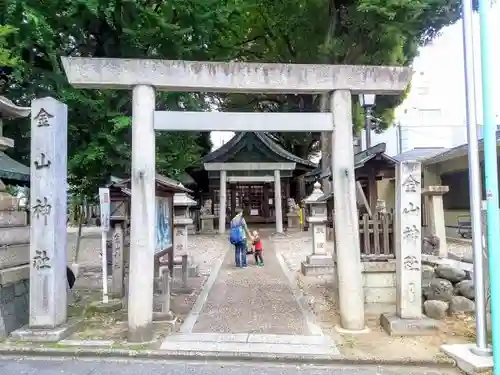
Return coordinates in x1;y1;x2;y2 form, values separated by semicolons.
0;357;461;375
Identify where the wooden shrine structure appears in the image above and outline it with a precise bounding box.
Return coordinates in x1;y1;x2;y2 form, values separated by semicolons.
195;132;316;226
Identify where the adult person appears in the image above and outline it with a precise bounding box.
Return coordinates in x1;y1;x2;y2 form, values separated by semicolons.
229;208;252;268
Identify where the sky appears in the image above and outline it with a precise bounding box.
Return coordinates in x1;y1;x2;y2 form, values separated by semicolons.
210;3;500;152
404;3;500;125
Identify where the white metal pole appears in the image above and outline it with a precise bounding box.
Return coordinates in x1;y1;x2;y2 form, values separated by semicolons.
461;0;490;355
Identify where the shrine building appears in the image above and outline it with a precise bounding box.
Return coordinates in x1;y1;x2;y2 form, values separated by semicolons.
191;132;316;231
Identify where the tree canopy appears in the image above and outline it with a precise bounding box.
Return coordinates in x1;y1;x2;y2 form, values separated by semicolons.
0;0;464;197
218;0;463;158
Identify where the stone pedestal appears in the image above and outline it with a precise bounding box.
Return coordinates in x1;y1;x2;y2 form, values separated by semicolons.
422;186;449;258
381;161;438;336
200;214;215;233
287;212;300;231
301;182;334;276
174;218;191;254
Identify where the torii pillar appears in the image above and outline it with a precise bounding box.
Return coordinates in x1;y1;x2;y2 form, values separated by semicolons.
61;57;411;339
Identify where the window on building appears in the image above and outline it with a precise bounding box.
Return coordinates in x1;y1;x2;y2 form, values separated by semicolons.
441;162;499;210
441;170;470;210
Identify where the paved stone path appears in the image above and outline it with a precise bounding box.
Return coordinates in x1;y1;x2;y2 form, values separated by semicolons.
191;238;309;335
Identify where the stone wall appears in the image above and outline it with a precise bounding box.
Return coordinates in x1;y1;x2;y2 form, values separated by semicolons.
422;259;476;320
0;279;29;337
362;261;396;314
0;199;30;338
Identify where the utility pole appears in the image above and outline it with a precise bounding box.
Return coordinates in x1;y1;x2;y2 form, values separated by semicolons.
477;0;499;366
461;0;491;358
396;122;403;154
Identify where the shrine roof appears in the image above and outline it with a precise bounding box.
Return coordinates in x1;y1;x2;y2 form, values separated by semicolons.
110;174;192;194
0;96;30;119
0;151;30;183
304;142;396;181
203;132;316;168
393;147;447;162
423;129;500;165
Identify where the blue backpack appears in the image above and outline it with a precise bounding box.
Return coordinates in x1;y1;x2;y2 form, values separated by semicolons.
229;218;244;245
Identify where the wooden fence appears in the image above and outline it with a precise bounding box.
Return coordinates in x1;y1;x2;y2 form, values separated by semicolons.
329;212;395;260
359;213;394;260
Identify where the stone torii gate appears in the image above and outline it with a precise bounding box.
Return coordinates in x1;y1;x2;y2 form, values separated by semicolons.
61;58;410;342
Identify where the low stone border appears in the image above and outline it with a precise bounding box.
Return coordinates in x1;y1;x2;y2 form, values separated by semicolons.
0;344;457;368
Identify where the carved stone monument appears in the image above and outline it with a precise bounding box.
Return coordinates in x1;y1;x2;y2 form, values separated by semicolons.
0;96;31;338
380;161;438;335
200;199;215;233
12;97;77;342
422;185;449;258
287;198;300;231
301;182;334;276
111;222;125;298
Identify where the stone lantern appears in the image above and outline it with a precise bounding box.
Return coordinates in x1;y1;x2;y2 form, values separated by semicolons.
173;184;196;255
173;185;199;288
200;199;215;233
300;181;334;276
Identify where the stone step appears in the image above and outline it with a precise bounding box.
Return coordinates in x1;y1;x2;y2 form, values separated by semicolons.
160;334;339;357
0;211;27;226
0;244;30;269
0;225;29;246
165;333;335;346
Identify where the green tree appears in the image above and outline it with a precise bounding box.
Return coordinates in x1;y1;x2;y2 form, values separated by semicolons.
219;0;464;159
0;0;252;200
0;24;18;67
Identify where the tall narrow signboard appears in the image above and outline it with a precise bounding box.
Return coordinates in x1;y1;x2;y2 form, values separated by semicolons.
99;187;110;303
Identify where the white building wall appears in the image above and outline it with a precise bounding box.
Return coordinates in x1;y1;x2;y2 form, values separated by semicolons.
360;69;466;156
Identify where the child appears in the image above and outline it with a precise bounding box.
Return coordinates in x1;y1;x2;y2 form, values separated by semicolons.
251;230;264;266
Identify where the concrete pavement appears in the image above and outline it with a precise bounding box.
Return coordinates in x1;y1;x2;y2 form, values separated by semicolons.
192;239;308;334
160;238;339;359
0;357;462;375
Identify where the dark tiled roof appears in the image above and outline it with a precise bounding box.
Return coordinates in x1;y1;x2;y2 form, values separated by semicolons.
392;147;448;162
424;130;500;165
0;152;29;182
304;142;395;180
203;132;316;168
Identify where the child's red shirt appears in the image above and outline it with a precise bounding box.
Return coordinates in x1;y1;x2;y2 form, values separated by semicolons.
253;238;263;251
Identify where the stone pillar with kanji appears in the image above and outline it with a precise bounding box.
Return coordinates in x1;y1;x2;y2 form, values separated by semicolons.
301;181;334;276
12;97;80;342
380;161;438;336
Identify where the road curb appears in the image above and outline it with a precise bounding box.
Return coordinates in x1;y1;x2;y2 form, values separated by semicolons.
0;346;457;368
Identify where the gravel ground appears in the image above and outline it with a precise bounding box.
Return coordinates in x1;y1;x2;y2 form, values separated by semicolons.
277;232;334;273
67;228;228;274
63;230;230;341
275;231;473;363
277;231;474;273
